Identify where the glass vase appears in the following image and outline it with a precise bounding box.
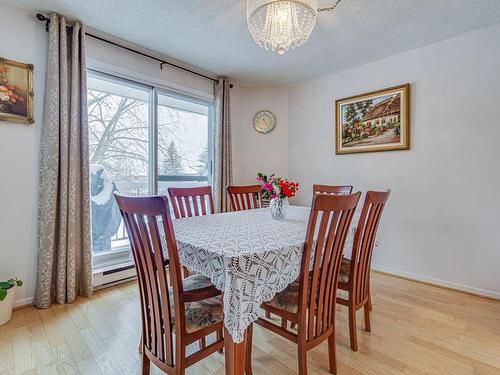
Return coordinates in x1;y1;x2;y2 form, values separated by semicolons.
270;197;289;220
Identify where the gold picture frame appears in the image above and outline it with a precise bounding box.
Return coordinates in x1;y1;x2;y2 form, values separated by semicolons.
0;57;34;124
335;84;410;154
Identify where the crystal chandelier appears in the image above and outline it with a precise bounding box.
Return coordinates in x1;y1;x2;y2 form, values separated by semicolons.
247;0;317;55
247;0;341;54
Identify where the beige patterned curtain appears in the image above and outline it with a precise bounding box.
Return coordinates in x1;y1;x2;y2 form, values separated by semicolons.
35;14;92;308
213;78;233;213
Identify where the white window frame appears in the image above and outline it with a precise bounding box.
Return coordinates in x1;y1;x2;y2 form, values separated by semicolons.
156;87;214;193
88;67;214;271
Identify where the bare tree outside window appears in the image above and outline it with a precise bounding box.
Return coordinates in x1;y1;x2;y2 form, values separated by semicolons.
87;73;211;255
88;91;148;182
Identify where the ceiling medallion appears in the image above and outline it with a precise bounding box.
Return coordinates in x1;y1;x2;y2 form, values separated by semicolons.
247;0;341;55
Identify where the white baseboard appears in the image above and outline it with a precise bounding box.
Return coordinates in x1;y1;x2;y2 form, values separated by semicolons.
372;264;500;300
14;296;34;309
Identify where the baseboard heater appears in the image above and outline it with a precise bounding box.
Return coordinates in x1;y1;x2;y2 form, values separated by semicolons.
93;264;136;289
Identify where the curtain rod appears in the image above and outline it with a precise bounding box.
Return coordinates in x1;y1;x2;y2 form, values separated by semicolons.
36;13;219;84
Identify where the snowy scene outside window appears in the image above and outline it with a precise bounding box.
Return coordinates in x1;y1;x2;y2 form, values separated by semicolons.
88;71;212;258
157;91;210;196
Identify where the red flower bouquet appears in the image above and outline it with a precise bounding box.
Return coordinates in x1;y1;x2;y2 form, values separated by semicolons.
257;173;299;200
257;173;299;220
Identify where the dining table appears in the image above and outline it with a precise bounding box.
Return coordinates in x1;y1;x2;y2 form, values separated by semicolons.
171;205;358;375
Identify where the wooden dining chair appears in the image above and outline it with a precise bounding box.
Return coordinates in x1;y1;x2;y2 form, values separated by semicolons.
247;192;361;375
337;190;390;352
313;184;353;195
167;186;214;280
167;186;215;218
284;184;354;332
227;185;262;211
114;194;224;375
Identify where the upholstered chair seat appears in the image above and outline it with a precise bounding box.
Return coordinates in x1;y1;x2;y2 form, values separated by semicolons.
265;280;301;314
339;257;351;284
169;274;224;333
266;258;352;315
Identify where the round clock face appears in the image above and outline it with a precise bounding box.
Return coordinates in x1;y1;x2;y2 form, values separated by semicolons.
253;110;276;134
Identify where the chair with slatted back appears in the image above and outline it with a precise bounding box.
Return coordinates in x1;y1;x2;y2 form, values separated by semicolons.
313;184;353;195
286;185;354;331
227;185;262;211
287;184;354;331
114;194;224;375
167;186;215;219
167;186;214;284
246;192;361;375
337;190;390;352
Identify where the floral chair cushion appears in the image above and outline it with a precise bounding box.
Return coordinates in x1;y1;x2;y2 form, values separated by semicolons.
169;274;223;333
184;296;223;333
265;279;301;314
265;257;353;314
181;273;214;291
339;257;351;284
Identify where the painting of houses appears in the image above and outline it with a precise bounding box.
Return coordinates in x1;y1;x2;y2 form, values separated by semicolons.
335;84;410;154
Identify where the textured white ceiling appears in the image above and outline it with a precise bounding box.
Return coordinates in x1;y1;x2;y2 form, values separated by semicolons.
5;0;500;84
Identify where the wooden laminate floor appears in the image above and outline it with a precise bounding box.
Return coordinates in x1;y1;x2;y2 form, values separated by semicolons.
1;272;499;375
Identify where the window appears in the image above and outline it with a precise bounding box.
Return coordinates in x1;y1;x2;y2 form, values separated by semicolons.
157;91;211;195
87;70;213;269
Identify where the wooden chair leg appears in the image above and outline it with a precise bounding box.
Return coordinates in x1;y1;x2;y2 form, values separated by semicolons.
217;329;224;353
367;277;373;311
281;318;287;329
297;343;308;375
175;343;186;375
141;351;150;375
245;324;253;375
265;311;271;318
327;333;337;374
348;304;358;351
364;304;371;332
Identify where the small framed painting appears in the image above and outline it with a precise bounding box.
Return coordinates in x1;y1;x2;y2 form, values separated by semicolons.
335;84;409;154
0;57;34;124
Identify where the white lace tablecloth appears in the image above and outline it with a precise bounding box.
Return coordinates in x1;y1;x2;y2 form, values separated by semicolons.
171;206;357;343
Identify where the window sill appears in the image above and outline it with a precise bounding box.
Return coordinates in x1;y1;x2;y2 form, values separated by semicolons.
92;246;133;274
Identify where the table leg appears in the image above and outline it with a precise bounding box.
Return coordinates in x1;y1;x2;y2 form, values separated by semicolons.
224;327;248;375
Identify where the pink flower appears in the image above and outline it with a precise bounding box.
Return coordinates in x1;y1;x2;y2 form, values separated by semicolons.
263;182;273;192
256;177;263;182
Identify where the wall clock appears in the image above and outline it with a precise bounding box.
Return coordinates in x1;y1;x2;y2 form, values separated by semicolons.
252;110;276;134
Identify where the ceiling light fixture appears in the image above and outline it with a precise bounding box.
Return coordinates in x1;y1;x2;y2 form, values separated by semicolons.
247;0;341;55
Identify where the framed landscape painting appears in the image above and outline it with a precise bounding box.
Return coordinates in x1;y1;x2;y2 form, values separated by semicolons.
0;57;34;124
335;84;409;154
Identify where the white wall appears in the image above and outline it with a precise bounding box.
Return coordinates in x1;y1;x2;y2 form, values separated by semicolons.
231;85;289;185
0;2;47;307
0;1;216;306
288;24;500;298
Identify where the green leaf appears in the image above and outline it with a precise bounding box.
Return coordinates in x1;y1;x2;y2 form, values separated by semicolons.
0;288;7;301
16;280;23;287
0;282;12;289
